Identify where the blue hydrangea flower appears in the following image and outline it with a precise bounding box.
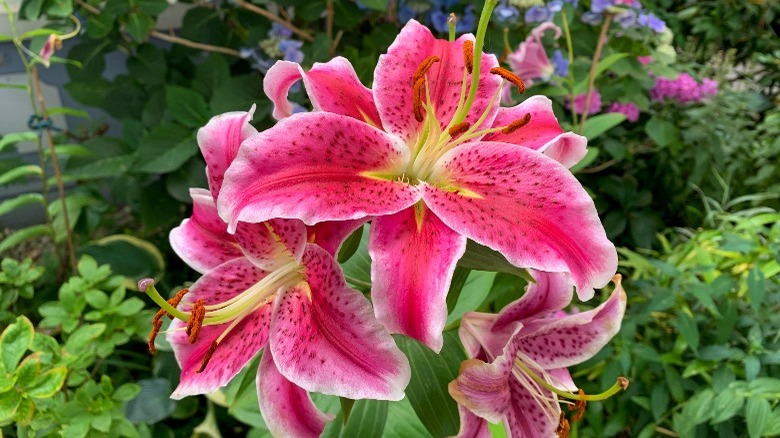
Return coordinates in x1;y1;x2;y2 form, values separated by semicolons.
591;0;614;13
638;12;665;32
270;22;293;38
524;5;553;23
278;40;304;64
581;11;603;25
493;3;521;25
615;9;637;28
552;49;569;77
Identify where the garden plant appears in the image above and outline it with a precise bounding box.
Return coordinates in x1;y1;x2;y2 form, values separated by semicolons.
0;0;778;436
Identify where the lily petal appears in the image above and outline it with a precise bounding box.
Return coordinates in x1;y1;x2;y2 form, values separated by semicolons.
219;112;419;232
516;275;627;369
170;189;242;274
264;58;383;126
373;19;501;142
422;142;618;300
369;206;466;352
455;405;491;438
491;270;573;332
269;244;411;400
168;258;272;398
482;96;587;168
233;219;308;269
308;219;368;257
503;378;560;438
449;358;512;424
198;108;258;199
257;352;334;438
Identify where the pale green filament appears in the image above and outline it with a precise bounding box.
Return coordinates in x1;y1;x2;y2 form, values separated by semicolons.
514;358;628;402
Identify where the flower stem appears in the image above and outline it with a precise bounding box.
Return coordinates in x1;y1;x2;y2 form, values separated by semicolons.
515;359;628;402
578;13;613;134
560;8;578;126
141;283;190;321
232;0;314;42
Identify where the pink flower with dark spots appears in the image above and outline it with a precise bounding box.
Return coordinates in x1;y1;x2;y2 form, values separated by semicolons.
156;110;409;437
449;271;627;437
218;19;617;352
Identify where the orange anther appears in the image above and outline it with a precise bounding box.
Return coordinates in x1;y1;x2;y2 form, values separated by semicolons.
186;299;206;344
569;389;587;422
556;412;571;438
412;55;440;84
501;113;532;134
411;56;440;122
463;40;474;73
448;121;471;137
498;47;510;65
148;310;165;354
490;66;525;93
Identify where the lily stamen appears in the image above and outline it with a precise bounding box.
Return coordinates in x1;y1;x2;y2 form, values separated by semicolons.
490;66;525;93
569;389;587;422
198;341;218;373
463;40;474;73
501;113;532;134
411;56;440;122
144;284;188;354
514;358;629;402
448;121;471;137
556;413;571;438
186;299;206;343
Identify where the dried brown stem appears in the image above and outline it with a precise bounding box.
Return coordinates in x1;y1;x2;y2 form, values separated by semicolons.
149;30;242;57
232;0;313;42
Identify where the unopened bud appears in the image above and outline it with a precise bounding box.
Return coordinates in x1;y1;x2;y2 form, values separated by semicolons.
138;278;155;292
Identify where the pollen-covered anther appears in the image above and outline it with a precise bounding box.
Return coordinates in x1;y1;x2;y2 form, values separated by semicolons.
569;389;587;422
186;299;206;344
463;40;474;73
447;121;471;137
490;67;525;93
501;113;532;134
412;55;440;84
167;288;189;320
147;288;188;354
411;56;440;122
197;341;218;373
556;412;571;438
618;376;629;390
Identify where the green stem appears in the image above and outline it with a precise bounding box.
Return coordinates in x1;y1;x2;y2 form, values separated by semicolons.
142;283;190;320
578;13;613;134
560;8;578;126
451;0;499;125
448;13;456;42
515;359;628;402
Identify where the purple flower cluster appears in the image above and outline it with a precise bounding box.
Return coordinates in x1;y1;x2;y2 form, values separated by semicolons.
240;23;304;73
607;101;640;122
585;0;666;32
567;90;602;115
650;73;718;104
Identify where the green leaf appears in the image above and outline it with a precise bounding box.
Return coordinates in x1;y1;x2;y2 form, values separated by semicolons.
25;366;66;398
138;0;168;15
570;147;600;173
210;75;266;115
0;316;35;371
0;193;46;217
356;0;388;10
67;155;135;180
0;165;43;186
396;332;464;437
47;106;90;119
341;228;372;292
134;125;198;173
457;241;532;281
709;389;743;425
0;389;21;422
645;116;679;148
676;311;699;353
383;398;432;437
747;267;766;311
125;12;155;42
66;39;111;81
78;235;165;289
446;267;470;313
86;13;114;39
0;132;38;154
446;271;496;325
582;113;626;140
15;355;41;388
166;85;210;128
746;396;770;438
572;53;630;94
337;225;364;263
44;0;73;17
18;0;45;20
64;323;106;354
341;399;388;436
124;378;176;424
0;83;30;91
127;44;167;86
113;383;141;402
193;54;230;100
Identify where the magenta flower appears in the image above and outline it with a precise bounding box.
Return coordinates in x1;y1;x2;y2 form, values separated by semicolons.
149;110;409;437
506;22;562;89
449;271;627;437
649;73;717;104
607;101;640;122
218;20;617;352
39;35;61;68
568;90;602;115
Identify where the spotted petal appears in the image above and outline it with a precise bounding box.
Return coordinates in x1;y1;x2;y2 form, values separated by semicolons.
269;244;410;400
491;270;573;332
369;206;466;352
264;58;382;126
482;96;587;168
422;142;618;300
233;219;307;270
257;352;334;438
169;188;242;274
219;112;419;232
197;108;258;199
455;405;491;438
516;275;627;369
308;219;368;257
168;259;272;399
373;19;501;142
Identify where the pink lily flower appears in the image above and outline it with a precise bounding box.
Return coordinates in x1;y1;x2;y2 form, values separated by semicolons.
506;22;562;89
151;109;409;437
449;271;627;437
218;19;617;352
39;34;62;68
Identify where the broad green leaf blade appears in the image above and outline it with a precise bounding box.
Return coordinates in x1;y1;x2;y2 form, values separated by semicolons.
341;227;372;292
446;271;497;325
341;399;388;437
166;85;210;128
47;107;90;119
78;234;165;289
337;225;364;263
0;389;21;422
582;113;626;140
457;241;532;281
446;267;470;313
25;366;67;398
747;267;766;311
675;311;699;353
0;132;38;153
0;225;53;253
570;147;599;173
0;193;46;216
0;316;35;371
0;165;43;186
746;396;770;438
572;53;630;94
396;332;465;437
383;398;432;438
